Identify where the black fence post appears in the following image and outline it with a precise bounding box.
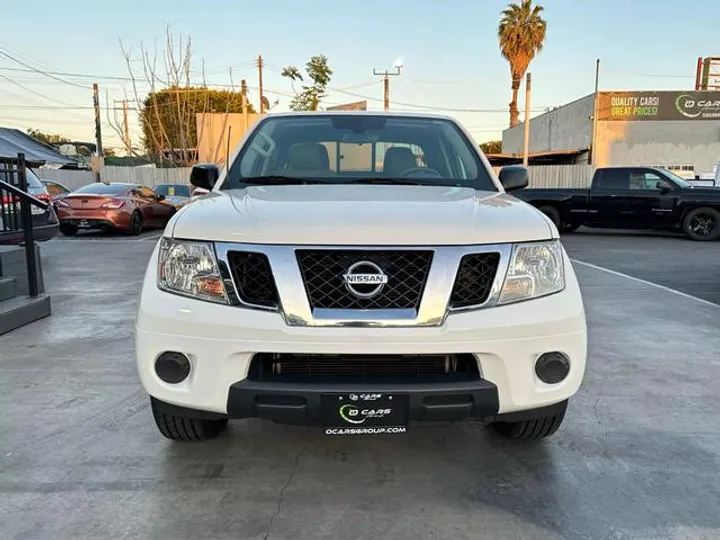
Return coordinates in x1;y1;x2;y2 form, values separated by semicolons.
17;153;39;298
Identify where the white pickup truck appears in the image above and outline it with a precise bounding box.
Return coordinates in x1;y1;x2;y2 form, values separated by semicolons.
135;112;587;442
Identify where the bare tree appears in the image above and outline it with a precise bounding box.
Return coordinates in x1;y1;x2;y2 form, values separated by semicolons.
118;27;223;166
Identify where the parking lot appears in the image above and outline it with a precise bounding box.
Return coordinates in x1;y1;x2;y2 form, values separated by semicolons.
1;229;719;540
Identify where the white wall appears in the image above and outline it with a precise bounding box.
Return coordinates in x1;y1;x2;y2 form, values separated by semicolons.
493;165;593;188
37;164;595;191
37;166;192;190
596;120;720;173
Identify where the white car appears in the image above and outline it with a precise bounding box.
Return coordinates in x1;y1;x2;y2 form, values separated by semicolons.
136;112;587;442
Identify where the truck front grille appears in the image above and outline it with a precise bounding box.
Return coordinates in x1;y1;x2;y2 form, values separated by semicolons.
296;249;433;310
449;252;501;308
249;353;480;382
227;251;279;308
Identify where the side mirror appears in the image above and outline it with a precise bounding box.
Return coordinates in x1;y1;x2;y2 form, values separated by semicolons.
499;165;529;192
656;181;670;194
157;194;166;201
190;163;219;190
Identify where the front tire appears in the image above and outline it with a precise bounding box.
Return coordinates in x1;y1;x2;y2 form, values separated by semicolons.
129;211;143;236
151;398;228;441
490;400;567;441
682;207;720;241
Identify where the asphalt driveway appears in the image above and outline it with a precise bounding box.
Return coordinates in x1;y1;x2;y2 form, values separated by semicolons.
1;231;719;540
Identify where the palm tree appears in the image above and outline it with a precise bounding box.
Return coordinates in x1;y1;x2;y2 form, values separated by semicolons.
498;0;547;127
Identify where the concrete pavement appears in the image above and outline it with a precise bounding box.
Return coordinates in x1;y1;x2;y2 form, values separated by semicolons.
0;232;719;540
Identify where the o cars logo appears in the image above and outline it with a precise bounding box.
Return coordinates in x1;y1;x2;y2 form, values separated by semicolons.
338;404;392;424
675;94;720;119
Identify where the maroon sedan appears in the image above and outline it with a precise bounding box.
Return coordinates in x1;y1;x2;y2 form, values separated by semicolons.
56;183;176;236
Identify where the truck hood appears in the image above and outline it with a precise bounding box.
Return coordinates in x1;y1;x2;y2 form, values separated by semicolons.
170;185;554;245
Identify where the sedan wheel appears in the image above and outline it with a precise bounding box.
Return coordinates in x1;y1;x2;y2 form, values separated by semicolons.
129;212;143;236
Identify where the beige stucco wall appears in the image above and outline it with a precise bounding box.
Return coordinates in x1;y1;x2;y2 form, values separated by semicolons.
195;113;265;165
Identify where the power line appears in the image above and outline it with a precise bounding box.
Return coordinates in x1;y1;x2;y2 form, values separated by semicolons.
0;74;91;122
0;48;90;89
329;87;547;113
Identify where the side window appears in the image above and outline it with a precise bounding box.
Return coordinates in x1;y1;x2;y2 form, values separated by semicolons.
595;169;629;190
45;183;62;196
140;187;156;199
630;171;665;191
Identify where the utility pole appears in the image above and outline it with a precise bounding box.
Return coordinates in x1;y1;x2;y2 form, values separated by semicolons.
373;62;403;111
92;83;104;182
121;100;131;156
522;73;532;167
591;59;600;167
257;55;265;114
240;79;249;132
92;83;103;158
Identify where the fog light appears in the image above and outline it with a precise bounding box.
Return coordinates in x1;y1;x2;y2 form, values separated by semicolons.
155;351;191;384
535;352;570;384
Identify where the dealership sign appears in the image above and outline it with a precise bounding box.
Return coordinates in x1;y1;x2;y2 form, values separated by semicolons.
598;91;720;121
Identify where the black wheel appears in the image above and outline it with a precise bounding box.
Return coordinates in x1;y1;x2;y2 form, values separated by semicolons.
683;207;720;241
129;211;143;236
151;398;228;441
562;223;580;233
538;205;562;230
59;224;78;236
490;400;567;441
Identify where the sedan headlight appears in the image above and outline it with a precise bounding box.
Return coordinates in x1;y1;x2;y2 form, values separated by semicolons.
498;240;565;305
157;238;228;304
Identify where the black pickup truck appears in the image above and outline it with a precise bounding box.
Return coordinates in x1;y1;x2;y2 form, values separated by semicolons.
515;166;720;241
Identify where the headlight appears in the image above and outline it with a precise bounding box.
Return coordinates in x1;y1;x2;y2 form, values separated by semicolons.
157;238;228;304
498;240;565;305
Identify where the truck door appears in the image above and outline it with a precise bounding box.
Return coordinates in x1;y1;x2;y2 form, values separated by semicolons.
587;168;634;227
627;169;678;228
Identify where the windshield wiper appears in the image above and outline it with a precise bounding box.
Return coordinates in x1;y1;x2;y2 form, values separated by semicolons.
240;175;327;185
347;177;428;186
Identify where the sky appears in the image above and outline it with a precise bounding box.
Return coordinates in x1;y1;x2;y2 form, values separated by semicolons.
1;0;719;152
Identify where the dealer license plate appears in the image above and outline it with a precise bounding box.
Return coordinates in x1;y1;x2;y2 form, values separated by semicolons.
322;393;408;436
78;220;92;228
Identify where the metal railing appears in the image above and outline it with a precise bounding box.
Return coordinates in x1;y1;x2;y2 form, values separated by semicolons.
0;153;49;298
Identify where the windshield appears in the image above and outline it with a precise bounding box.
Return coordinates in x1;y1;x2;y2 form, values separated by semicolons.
73;183;131;195
223;115;496;191
660;169;694;188
154;184;190;197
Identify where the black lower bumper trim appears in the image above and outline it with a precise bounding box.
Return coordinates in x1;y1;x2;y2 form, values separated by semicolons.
225;379;499;425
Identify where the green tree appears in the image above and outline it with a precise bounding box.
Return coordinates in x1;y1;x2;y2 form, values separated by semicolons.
498;0;547;127
139;87;256;165
27;129;115;157
480;140;502;154
27;129;69;145
282;55;333;111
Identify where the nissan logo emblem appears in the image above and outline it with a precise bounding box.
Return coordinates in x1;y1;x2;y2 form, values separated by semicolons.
343;261;388;299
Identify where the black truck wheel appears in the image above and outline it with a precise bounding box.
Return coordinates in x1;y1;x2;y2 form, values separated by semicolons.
490;400;567;441
683;207;720;241
537;205;562;230
151;397;228;441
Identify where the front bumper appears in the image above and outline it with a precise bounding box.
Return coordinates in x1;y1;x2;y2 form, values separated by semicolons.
136;244;587;419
